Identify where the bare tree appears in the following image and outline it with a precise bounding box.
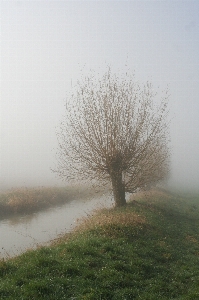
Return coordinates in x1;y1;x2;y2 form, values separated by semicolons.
54;68;170;206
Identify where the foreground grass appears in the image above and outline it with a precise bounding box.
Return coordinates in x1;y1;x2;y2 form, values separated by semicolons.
1;189;199;299
0;185;100;220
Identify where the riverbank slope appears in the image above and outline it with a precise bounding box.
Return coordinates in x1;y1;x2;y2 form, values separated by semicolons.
0;189;199;299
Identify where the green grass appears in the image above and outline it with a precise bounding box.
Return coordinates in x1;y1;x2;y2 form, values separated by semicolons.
0;189;199;299
0;185;100;220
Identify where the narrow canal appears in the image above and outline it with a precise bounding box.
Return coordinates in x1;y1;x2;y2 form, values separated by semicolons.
0;193;114;259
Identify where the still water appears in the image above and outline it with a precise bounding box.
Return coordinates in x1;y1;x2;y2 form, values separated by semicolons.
0;194;114;259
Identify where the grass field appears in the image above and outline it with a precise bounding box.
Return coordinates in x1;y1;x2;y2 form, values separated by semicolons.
0;189;199;299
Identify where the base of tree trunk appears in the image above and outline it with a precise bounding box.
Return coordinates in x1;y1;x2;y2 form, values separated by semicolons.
114;192;126;207
111;173;126;207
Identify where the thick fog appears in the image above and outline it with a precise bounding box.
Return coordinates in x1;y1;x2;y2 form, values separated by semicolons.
1;1;199;192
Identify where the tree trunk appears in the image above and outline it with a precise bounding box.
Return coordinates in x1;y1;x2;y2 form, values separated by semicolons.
111;170;126;207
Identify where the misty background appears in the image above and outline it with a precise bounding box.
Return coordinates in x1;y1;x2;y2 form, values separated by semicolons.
0;1;199;192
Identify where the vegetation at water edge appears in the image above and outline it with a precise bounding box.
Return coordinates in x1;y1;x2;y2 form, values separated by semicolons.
0;185;100;220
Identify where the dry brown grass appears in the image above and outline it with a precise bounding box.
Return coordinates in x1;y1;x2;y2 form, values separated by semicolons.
0;185;100;217
73;207;146;235
1;187;63;213
6;187;53;212
130;188;172;202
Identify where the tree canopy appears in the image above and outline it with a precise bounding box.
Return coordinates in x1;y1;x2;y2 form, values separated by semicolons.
55;68;170;206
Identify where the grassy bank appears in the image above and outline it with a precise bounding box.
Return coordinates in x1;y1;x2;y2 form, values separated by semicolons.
1;189;199;299
0;185;101;220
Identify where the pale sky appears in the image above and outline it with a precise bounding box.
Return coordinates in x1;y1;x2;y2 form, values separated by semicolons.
0;0;199;191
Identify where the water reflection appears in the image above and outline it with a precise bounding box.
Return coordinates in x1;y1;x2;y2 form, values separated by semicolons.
0;193;114;259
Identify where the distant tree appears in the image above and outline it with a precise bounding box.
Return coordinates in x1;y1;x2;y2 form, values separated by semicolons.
54;68;170;206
